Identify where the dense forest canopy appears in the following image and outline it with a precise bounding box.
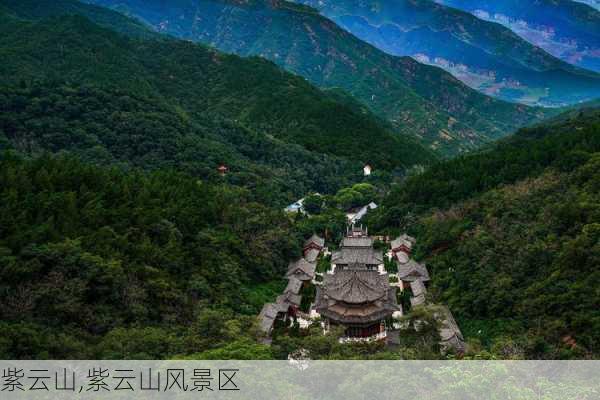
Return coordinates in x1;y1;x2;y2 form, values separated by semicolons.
0;153;436;360
367;108;600;358
0;153;300;359
0;6;435;205
0;82;368;205
372;108;600;218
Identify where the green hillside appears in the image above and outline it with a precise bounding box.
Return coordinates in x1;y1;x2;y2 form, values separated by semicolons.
85;0;554;155
0;7;435;204
0;153;297;359
368;108;600;358
0;0;155;38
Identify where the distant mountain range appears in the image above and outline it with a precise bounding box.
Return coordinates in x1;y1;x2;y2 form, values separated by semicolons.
0;0;442;202
82;0;554;156
296;0;600;107
436;0;600;73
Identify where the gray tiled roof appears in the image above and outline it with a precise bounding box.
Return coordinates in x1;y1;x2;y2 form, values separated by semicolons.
409;279;427;297
437;306;465;353
315;275;400;324
304;234;325;249
341;236;373;248
304;248;320;263
259;303;279;320
324;270;389;304
410;295;426;307
286;258;316;281
391;234;416;251
285;278;303;295
409;280;427;307
397;259;430;281
332;247;383;266
258;298;295;334
258;303;278;333
277;292;302;307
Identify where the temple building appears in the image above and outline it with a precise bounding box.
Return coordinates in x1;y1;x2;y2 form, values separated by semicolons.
258;301;290;337
331;247;384;272
284;277;303;295
259;235;323;336
390;234;416;258
315;266;400;339
286;258;317;283
391;234;430;291
314;226;400;340
332;226;384;272
303;234;325;262
259;229;464;353
397;259;430;288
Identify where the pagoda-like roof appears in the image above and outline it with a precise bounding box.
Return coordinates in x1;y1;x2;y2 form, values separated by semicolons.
286;258;316;281
325;269;388;304
332;247;383;266
315;268;399;325
315;283;399;325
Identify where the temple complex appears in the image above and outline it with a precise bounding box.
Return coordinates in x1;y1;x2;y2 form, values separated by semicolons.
315;225;399;339
258;225;464;352
258;240;319;337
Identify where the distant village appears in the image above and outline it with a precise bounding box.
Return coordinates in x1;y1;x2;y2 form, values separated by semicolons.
259;222;465;354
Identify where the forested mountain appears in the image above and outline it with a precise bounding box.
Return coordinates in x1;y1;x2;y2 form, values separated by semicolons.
83;0;553;156
0;0;155;38
436;0;600;73
0;4;436;204
2;109;597;360
297;0;600;107
0;153;299;359
367;108;600;358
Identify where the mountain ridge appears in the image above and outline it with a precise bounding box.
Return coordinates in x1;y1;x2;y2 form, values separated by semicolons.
365;107;600;357
436;0;600;73
295;0;600;106
83;0;555;156
0;7;436;203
